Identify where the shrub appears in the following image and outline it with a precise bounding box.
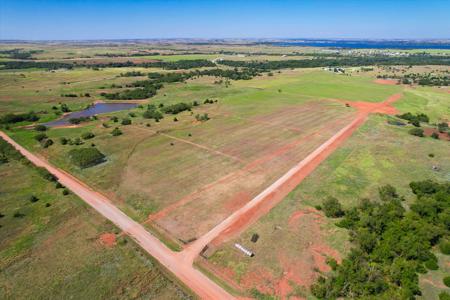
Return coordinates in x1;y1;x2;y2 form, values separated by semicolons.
110;116;118;122
13;211;25;218
60;137;68;145
326;257;338;270
36;167;57;182
41;139;53;148
68;147;106;168
62;189;69;195
81;132;95;140
424;259;439;270
121;118;131;125
438;122;449;133
439;241;450;255
440;292;450;300
34;133;48;141
55;182;64;189
378;184;398;201
429;153;435;158
322;197;344;218
408;128;424;137
431;132;439;139
444;276;450;288
29;195;39;203
111;127;122;136
34;124;47;131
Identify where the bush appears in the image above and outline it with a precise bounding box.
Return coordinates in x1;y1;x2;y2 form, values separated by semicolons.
424;259;439;270
34;133;48;141
29;195;39;203
68;147;106;168
444;276;450;288
121;118;131;125
322;197;344;218
60;137;68;145
62;189;69;195
439;241;450;255
34;124;47;131
41;139;53;148
36;167;57;182
408;128;424;137
111;127;122;136
431;132;439;139
13;211;25;218
378;184;398;201
55;182;64;189
81;132;95;140
441;292;450;300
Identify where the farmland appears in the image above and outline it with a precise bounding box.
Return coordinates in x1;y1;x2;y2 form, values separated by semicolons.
1;42;449;299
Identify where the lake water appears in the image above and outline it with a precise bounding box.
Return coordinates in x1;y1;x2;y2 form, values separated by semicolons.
45;103;137;127
270;40;450;50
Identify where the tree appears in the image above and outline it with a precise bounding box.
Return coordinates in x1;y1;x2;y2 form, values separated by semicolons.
34;124;47;131
322;197;344;218
60;137;68;145
111;127;122;136
41;139;53;148
68;147;106;168
408;128;424;137
81;132;95;140
378;184;399;201
437;122;449;133
431;132;439;139
34;133;47;142
121;118;131;125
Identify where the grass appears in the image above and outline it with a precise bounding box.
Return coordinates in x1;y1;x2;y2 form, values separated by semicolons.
0;158;190;299
208;113;450;297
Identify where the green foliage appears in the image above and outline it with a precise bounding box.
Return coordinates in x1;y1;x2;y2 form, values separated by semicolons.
41;138;54;148
143;106;163;121
81;132;95;140
195;113;210;122
60;137;68;145
378;184;399;201
111;127;122;136
322;197;344;218
34;125;47;131
161;102;192;114
313;181;450;299
121;118;131;125
444;276;450;288
438;122;449;133
431;132;440;139
68;147;106;168
0;111;39;124
29;195;39;203
409;128;424;137
34;133;47;142
439;240;450;255
440;291;450;300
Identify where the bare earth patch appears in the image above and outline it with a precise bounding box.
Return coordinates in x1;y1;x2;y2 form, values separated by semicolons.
99;233;117;247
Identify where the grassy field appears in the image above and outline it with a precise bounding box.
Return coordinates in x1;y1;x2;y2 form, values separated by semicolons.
0;156;190;299
1;43;449;299
207;113;450;298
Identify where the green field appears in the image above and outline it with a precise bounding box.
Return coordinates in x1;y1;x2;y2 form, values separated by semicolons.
1;42;449;299
0;153;190;299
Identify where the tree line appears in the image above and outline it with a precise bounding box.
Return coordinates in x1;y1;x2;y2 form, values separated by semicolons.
312;181;450;299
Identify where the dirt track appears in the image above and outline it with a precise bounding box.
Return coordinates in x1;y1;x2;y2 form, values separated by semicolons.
0;93;402;299
0;131;234;300
182;94;402;260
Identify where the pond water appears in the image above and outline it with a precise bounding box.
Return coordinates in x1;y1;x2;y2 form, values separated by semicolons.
45;103;137;127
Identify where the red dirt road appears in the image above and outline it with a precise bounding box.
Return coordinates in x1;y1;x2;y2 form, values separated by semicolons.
0;131;234;300
0;93;402;299
182;94;402;260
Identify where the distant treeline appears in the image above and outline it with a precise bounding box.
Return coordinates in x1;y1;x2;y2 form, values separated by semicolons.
0;59;215;70
101;68;259;100
378;73;449;86
0;49;43;60
217;54;450;70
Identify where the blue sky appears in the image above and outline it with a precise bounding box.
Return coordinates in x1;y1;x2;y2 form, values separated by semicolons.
1;0;449;40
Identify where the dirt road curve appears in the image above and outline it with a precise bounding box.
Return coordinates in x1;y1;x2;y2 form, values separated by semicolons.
0;93;401;299
0;131;234;300
182;94;402;260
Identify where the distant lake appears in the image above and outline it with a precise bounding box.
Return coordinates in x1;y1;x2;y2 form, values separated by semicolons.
270;40;450;50
45;102;137;127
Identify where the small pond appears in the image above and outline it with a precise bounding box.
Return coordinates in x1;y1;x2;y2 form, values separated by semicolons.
45;103;137;127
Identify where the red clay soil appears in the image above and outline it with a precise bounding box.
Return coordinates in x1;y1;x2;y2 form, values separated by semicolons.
423;128;450;141
184;93;402;259
374;79;398;85
0;131;234;300
99;233;117;247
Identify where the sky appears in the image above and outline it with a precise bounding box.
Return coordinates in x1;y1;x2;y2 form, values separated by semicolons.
0;0;449;40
